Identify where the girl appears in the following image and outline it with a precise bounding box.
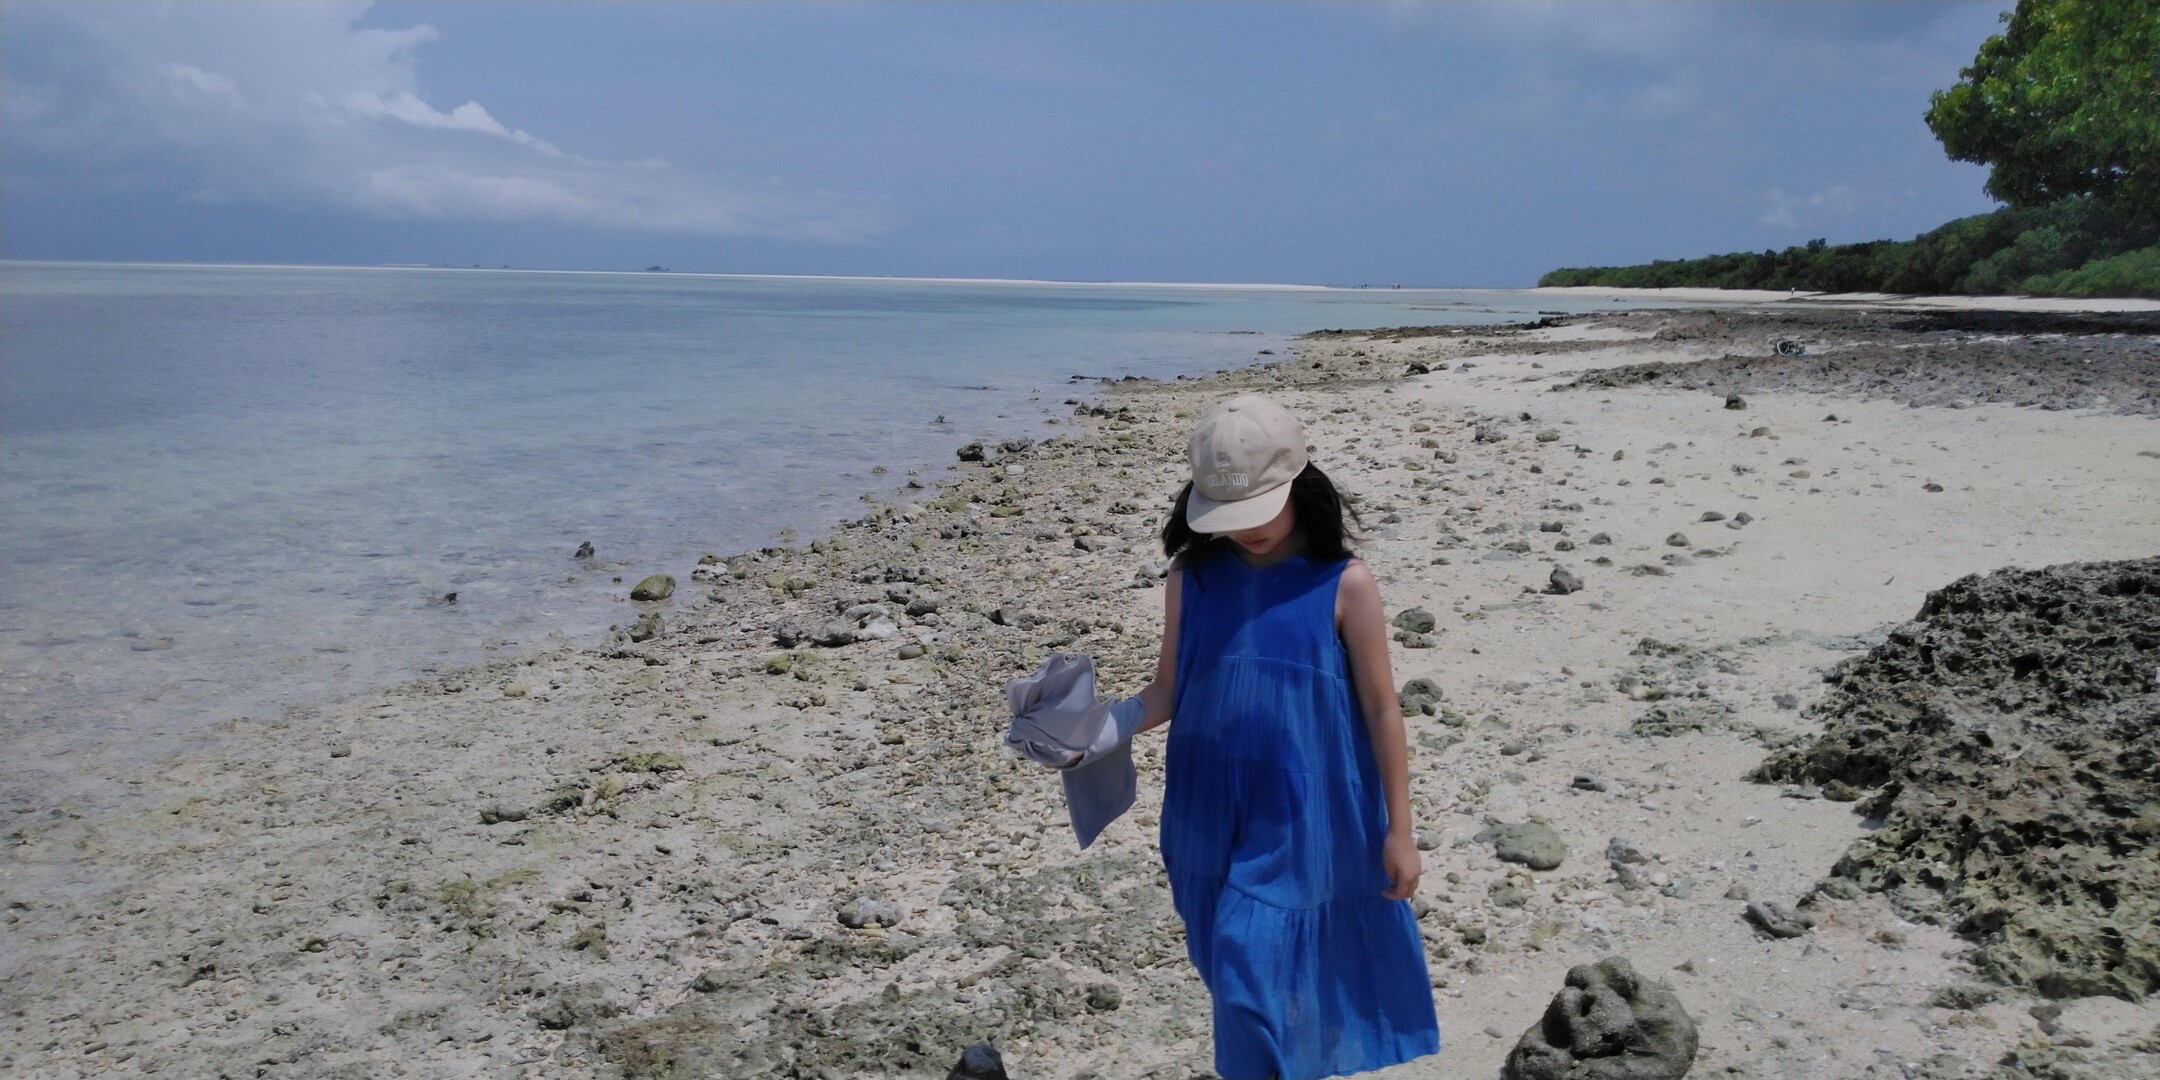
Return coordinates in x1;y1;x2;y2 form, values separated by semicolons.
1133;394;1439;1080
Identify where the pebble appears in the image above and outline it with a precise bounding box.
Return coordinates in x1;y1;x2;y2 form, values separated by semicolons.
837;896;906;930
1475;822;1566;870
629;573;675;601
1744;899;1816;939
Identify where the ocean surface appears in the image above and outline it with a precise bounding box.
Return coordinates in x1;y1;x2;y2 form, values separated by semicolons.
1;261;1697;807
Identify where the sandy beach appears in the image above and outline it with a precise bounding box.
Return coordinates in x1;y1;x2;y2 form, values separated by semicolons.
4;302;2157;1079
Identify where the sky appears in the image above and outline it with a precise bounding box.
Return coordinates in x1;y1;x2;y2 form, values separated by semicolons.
2;1;2016;286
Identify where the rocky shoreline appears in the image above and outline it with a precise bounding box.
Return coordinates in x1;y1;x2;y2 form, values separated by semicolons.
4;305;2159;1079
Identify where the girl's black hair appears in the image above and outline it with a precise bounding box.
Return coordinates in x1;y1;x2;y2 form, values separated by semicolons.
1160;462;1362;565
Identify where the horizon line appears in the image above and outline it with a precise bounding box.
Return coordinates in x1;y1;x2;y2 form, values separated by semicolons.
1;257;1526;292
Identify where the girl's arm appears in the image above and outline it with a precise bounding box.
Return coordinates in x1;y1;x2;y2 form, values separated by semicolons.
1133;567;1182;735
1337;559;1421;900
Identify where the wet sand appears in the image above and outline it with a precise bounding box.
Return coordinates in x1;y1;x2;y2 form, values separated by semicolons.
4;304;2157;1079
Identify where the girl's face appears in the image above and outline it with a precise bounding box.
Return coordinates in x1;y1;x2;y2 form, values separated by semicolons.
1223;500;1297;556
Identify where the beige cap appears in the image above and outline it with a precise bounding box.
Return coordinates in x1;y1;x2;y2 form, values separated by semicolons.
1185;394;1308;533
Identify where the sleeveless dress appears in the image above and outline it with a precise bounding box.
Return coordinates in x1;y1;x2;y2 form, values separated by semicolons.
1161;545;1441;1080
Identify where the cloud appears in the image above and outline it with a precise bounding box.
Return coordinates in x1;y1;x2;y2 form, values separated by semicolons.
1760;185;1862;230
2;3;895;241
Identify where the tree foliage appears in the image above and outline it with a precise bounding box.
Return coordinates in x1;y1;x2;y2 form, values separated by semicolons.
1924;0;2160;222
1538;198;2160;298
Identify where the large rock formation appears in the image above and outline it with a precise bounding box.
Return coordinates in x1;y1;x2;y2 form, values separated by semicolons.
1753;557;2160;1000
1503;956;1698;1080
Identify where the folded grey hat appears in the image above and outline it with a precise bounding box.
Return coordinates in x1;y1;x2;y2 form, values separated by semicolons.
1003;654;1146;849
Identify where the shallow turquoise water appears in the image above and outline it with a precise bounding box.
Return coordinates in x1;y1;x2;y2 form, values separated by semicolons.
0;261;1676;791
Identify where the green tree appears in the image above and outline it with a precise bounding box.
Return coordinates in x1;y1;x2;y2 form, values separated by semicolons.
1925;0;2160;221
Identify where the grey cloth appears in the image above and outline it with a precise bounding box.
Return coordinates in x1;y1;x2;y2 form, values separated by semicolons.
1004;653;1146;849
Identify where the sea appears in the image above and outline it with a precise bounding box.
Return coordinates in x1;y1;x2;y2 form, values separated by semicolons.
0;261;1699;812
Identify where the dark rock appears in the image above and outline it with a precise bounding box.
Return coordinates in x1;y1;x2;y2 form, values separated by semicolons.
1399;678;1445;716
999;436;1036;455
956;442;988;462
1073;535;1112;553
629;574;675;601
1476;425;1507;443
1698;511;1726;522
1083;982;1122;1012
1476;822;1567;870
1572;772;1609;793
1664;532;1689;548
574;541;594;559
1503;956;1698;1080
1588;532;1612;545
1750;557;2160;999
1733;512;1753;525
1406;361;1431;375
479;804;528;825
1546;567;1583;595
1391;607;1438;634
1923;481;1945;492
1744;900;1815;939
1725;393;1747;410
773;615;856;648
1772;693;1799;710
628;611;662;642
947;1041;1009;1080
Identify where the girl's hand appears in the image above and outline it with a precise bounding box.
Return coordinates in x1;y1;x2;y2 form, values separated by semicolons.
1381;830;1422;900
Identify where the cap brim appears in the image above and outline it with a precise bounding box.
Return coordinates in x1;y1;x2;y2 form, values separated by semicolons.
1186;481;1292;534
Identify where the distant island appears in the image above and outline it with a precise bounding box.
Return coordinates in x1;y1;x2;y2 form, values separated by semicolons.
1540;199;2159;299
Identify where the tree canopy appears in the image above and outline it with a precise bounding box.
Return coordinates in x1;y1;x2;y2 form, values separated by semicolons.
1924;0;2160;222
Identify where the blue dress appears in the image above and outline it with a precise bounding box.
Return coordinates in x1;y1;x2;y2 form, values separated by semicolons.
1162;544;1441;1080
